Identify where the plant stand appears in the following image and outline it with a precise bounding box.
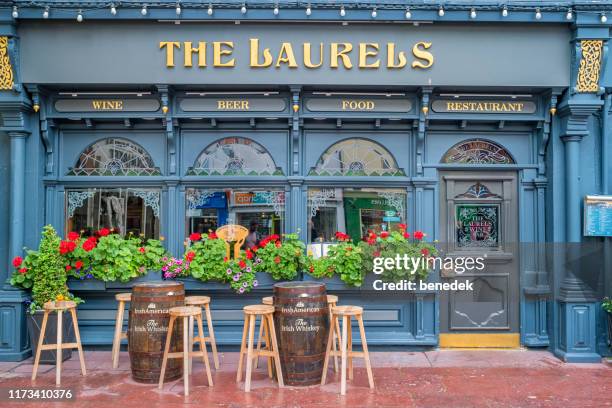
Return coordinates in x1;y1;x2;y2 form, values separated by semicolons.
27;311;73;364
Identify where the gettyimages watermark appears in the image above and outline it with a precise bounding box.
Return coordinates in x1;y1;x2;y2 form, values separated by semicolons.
370;254;486;292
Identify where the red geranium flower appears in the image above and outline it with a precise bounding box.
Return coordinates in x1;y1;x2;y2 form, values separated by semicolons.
421;248;430;257
18;267;27;274
65;265;72;271
398;223;407;231
274;256;281;264
245;250;254;260
139;247;146;253
309;265;314;273
380;231;389;239
260;240;269;248
239;260;247;269
275;240;282;248
82;237;97;252
189;232;201;242
12;256;22;268
98;228;111;237
67;231;80;241
373;250;381;257
252;246;258;253
208;232;217;240
403;232;410;239
59;240;77;254
414;231;424;240
75;260;84;269
223;256;229;262
186;251;196;262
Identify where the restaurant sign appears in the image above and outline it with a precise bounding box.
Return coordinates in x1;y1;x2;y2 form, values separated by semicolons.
431;99;537;114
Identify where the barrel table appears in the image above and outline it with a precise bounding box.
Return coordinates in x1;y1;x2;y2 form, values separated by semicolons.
128;281;185;383
273;282;329;386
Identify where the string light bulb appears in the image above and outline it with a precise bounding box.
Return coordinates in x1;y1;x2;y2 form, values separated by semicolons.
110;4;117;15
371;8;377;18
502;6;508;17
601;13;608;23
175;3;181;16
565;8;573;20
76;9;83;22
11;6;18;19
207;4;213;15
438;6;445;17
470;8;477;19
241;4;247;14
340;5;345;17
535;8;542;20
141;5;148;15
405;8;411;19
273;5;279;15
43;6;50;18
306;5;311;16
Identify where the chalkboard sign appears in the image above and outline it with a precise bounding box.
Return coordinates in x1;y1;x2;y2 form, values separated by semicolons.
584;195;612;237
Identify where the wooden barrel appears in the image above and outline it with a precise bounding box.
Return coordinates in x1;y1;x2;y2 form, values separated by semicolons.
273;281;329;386
128;281;184;383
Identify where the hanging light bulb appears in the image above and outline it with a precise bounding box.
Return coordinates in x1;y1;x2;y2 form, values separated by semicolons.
207;4;213;15
340;5;345;17
566;8;573;20
438;6;444;17
141;5;148;15
470;8;477;19
371;8;377;18
11;6;18;19
306;5;311;16
76;9;83;22
502;6;508;17
110;4;117;15
405;8;411;19
241;4;247;14
273;5;279;15
43;6;50;18
176;3;181;16
602;13;608;23
535;8;542;20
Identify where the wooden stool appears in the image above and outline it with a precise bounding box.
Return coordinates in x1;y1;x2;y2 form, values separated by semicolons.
237;305;283;392
111;293;131;369
159;306;213;396
321;306;374;395
185;296;220;370
326;294;342;372
31;301;86;386
255;296;274;371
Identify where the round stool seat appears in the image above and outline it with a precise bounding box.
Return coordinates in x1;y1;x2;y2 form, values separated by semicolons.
185;295;211;306
115;293;131;302
44;300;77;311
332;305;363;316
244;304;274;315
169;306;201;317
262;296;273;305
327;294;338;304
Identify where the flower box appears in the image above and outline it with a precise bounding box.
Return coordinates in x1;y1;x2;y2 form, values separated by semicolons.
67;278;106;291
179;272;282;292
105;270;161;289
303;273;360;291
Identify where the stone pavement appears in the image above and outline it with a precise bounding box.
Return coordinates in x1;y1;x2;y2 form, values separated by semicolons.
0;350;609;408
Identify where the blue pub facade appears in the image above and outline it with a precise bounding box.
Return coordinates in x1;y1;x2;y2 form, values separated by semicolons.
0;0;610;362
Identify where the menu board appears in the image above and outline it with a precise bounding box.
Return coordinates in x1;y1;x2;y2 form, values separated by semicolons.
584;196;612;237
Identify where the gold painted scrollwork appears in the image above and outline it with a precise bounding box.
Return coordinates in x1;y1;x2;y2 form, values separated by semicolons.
0;37;13;91
576;40;603;93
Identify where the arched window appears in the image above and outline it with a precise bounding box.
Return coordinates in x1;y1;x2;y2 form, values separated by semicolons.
187;137;283;176
309;138;404;176
442;139;515;164
68;138;161;176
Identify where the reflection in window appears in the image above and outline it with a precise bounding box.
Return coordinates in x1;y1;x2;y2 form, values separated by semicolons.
309;139;404;176
186;188;285;247
66;188;160;238
68;138;161;176
442;139;515;164
308;188;406;242
187;137;283;176
455;204;499;248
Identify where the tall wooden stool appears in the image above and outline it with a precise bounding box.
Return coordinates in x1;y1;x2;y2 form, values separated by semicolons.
321;305;374;395
255;296;274;371
111;292;131;369
159;306;213;396
237;305;284;392
326;294;342;372
32;301;86;386
185;296;220;370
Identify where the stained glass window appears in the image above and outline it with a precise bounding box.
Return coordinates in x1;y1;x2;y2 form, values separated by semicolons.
187;137;283;176
442;139;515;164
309;139;405;176
68;138;161;176
455;204;499;248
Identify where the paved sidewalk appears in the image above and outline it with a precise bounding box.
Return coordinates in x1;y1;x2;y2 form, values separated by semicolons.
0;350;609;408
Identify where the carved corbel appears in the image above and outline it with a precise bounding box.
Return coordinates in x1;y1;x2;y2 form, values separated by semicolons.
538;92;559;176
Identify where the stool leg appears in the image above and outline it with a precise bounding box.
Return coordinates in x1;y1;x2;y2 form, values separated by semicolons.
196;314;213;387
329;303;338;373
31;310;49;381
69;307;86;376
320;312;336;385
204;304;219;370
340;315;348;396
264;317;273;379
158;316;175;390
188;315;194;375
112;300;124;369
183;316;190;396
244;315;256;392
347;317;353;381
334;314;342;372
254;315;263;369
236;316;249;383
55;310;63;386
266;314;284;387
357;314;374;389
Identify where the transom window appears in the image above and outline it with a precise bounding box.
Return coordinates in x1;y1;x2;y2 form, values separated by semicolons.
68;138;161;176
309;138;404;176
442;139;515;164
187;137;283;176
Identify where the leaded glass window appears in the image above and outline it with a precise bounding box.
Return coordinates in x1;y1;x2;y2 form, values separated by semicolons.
66;188;160;238
455;204;499;248
309;139;405;176
68;138;161;176
442;139;515;164
187;137;283;176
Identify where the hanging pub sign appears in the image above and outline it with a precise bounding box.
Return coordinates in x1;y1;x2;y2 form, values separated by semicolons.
431;99;537;114
304;97;412;113
179;97;286;112
584;195;612;237
54;98;161;113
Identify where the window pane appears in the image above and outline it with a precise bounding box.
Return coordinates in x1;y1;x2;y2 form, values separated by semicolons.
186;188;285;247
65;188;160;239
455;204;500;248
308;188;406;242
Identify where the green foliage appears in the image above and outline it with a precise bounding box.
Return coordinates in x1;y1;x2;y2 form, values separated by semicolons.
602;297;612;314
9;249;38;290
185;236;229;282
253;233;306;281
307;240;364;287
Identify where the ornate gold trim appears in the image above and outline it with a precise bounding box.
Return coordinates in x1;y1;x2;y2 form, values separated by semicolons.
0;36;14;91
576;40;603;93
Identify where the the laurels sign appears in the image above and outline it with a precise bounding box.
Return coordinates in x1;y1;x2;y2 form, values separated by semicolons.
159;39;434;70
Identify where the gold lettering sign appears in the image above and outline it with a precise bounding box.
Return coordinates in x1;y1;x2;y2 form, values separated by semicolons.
160;39;434;70
91;100;124;110
431;100;537;114
341;100;376;110
217;100;250;110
